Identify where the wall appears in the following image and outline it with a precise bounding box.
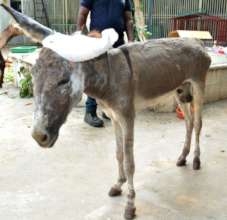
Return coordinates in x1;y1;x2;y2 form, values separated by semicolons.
0;0;11;31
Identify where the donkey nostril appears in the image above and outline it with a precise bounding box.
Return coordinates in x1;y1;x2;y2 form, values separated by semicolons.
177;88;183;94
41;134;48;142
32;130;49;145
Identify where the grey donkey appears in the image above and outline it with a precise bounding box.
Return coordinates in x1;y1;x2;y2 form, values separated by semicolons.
0;4;211;220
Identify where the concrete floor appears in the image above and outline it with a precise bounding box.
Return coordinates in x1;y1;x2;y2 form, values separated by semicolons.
0;87;227;220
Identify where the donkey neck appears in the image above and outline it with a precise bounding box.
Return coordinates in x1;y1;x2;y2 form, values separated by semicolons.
81;53;111;101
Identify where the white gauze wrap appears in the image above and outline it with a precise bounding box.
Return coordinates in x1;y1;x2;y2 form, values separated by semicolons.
42;28;118;62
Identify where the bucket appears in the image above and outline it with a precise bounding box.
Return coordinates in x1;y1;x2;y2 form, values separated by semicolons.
10;46;37;54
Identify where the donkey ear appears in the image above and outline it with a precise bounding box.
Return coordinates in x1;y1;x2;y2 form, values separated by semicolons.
0;3;53;43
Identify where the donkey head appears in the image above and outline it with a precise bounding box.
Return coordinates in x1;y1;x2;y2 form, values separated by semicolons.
31;49;84;148
0;4;117;148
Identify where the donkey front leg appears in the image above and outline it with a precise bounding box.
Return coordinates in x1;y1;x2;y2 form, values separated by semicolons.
109;120;127;197
121;117;136;220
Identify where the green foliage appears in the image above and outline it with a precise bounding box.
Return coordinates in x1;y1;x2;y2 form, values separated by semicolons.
5;67;14;83
136;24;152;39
18;67;33;98
131;0;152;41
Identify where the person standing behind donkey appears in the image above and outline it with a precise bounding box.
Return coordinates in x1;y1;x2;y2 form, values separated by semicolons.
77;0;134;127
0;51;5;88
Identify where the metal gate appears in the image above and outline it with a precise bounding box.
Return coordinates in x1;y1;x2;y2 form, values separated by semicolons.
22;0;79;34
21;0;227;38
142;0;227;39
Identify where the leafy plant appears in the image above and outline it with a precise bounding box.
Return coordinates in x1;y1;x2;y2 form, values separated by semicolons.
4;67;14;83
136;24;152;40
18;67;33;98
132;0;152;41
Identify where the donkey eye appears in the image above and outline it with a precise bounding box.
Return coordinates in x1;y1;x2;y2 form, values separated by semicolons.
57;79;70;86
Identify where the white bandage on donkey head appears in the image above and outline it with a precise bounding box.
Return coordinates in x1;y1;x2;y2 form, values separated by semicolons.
42;28;118;62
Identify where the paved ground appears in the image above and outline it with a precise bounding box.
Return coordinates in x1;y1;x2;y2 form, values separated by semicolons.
0;87;227;220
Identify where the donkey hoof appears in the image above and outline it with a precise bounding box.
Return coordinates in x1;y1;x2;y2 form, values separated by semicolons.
193;157;201;170
176;157;186;167
124;206;136;220
108;187;122;197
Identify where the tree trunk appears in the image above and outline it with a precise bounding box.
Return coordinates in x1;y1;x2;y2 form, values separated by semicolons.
133;0;146;41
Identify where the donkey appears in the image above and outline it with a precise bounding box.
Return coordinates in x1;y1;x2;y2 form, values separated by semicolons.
0;24;23;49
0;24;23;87
0;4;211;220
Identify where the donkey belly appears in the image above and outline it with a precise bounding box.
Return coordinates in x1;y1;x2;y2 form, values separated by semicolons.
134;89;177;111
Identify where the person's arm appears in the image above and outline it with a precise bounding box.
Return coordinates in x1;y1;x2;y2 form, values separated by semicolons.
124;0;134;42
124;11;134;42
77;6;90;31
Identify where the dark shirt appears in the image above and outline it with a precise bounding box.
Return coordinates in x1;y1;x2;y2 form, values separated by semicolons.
80;0;132;37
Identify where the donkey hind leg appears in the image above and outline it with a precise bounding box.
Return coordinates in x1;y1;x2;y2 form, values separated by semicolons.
192;82;205;170
176;100;194;167
109;120;127;197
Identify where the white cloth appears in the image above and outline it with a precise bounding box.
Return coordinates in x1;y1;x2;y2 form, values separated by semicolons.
42;28;118;62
